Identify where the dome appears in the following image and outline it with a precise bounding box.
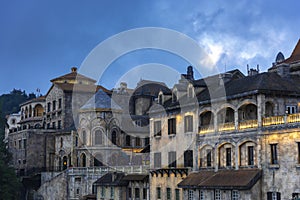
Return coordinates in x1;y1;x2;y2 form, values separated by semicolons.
276;52;285;63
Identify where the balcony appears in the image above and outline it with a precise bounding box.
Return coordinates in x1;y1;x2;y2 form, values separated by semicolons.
199;113;300;134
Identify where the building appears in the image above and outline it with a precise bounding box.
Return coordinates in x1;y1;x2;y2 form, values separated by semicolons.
149;40;300;200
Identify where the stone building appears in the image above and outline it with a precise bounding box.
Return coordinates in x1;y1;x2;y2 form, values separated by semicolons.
149;40;300;200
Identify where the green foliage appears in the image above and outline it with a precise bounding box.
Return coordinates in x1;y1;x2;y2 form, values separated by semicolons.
0;89;35;199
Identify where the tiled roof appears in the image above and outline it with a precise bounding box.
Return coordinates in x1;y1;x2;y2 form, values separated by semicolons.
283;39;300;64
50;69;96;83
93;172;128;186
122;174;148;181
178;169;262;190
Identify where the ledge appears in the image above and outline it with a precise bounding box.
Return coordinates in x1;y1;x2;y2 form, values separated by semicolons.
268;164;280;169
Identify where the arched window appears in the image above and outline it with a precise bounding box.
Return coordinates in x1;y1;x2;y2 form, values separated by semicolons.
94;130;102;145
81;153;86;167
126;135;131;147
111;131;117;145
82;131;87;145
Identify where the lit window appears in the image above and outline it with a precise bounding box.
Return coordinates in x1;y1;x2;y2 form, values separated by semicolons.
184;115;193;132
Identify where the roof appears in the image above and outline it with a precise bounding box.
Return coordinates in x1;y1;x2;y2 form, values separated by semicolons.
122;174;148;181
178;169;262;190
80;89;121;110
19;96;46;106
93;172;128;186
50;67;96;83
283;39;300;64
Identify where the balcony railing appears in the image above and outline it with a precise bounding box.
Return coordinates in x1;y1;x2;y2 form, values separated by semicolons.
199;113;300;134
218;122;235;132
67;165;149;175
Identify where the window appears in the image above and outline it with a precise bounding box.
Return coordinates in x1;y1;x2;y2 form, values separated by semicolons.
135;137;141;147
47;123;50;129
75;136;78;147
58;98;62;109
143;188;147;199
297;142;300;164
158;94;163;104
184;150;193;167
207;150;212;167
154;121;161;137
135;188;140;199
168;151;177;168
154;152;161;168
111;131;117;145
52;100;56;111
215;189;221;200
52;122;56;129
270;144;278;164
248;146;254;165
110;187;114;198
184;115;193;132
166;188;171;200
95;130;102;145
200;190;204;200
156;187;161;199
188;86;193;98
82;131;87;145
145;137;150;146
286;105;296;114
267;192;281;200
58;120;61;129
101;187;105;197
47;102;51;112
226;148;231;167
168;118;176;135
18;140;22;149
232;190;239;200
128;188;132;198
188;190;194;200
126;135;131;146
292;193;300;200
60;137;63;148
23;139;27;149
175;189;180;200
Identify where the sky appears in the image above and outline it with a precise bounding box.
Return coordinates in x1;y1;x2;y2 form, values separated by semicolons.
1;0;300;95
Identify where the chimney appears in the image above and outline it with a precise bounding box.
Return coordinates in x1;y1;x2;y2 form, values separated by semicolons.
187;66;194;80
71;67;77;72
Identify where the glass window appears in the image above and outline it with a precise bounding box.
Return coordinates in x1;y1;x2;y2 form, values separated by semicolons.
200;190;204;200
168;151;177;168
184;150;193;167
156;187;161;199
168;118;176;135
270;144;278;164
184;115;193;132
207;150;212;167
135;137;141;147
143;188;147;199
248;146;254;165
154;121;162;137
215;189;221;200
166;188;171;200
232;190;239;200
110;187;114;198
52;100;56;111
154;152;161;168
128;188;132;198
188;190;194;200
226;148;231;167
175;189;180;200
58;98;62;109
297;142;300;164
95;130;102;145
101;187;105;197
135;188;140;199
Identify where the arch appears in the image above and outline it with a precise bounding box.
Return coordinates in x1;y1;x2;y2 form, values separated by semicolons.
199;110;214;126
34;123;41;129
94;129;103;145
217;107;234;124
237;99;257;109
265;101;274;117
238;103;257;121
199;144;214;168
62;156;68;170
80;153;87;167
34;104;44;117
218;142;235;168
238;140;257;167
